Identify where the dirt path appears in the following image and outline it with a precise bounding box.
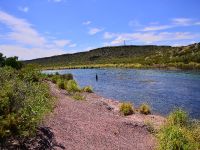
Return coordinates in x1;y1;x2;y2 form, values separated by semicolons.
45;82;160;150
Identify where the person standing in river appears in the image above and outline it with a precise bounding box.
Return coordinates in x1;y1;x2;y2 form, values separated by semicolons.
96;74;98;81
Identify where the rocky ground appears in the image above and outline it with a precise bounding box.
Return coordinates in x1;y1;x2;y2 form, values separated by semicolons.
43;82;165;150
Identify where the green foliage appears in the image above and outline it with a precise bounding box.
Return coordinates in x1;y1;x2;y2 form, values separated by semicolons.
51;75;59;84
82;86;93;93
66;80;81;93
157;109;200;150
139;103;151;115
72;93;85;101
24;43;200;70
5;56;22;70
57;79;65;89
157;125;197;150
167;109;188;127
119;102;134;116
60;73;73;80
0;53;22;70
0;53;6;67
0;67;53;139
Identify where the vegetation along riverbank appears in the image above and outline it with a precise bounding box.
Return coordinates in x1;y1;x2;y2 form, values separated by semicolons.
0;52;200;149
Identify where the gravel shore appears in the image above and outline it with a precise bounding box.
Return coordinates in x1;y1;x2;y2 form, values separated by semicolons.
45;82;165;150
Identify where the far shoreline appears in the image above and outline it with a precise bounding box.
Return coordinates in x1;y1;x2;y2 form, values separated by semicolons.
40;63;200;72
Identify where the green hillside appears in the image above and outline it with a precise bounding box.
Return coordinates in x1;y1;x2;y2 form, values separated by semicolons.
24;43;200;70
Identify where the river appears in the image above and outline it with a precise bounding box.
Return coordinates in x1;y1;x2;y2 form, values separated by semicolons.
43;68;200;119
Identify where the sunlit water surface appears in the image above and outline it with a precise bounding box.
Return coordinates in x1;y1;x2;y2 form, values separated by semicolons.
43;69;200;119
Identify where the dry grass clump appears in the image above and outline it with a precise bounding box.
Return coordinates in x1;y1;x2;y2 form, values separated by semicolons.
119;102;134;116
139;103;151;115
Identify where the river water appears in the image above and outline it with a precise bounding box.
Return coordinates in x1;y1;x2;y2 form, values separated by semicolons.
43;69;200;119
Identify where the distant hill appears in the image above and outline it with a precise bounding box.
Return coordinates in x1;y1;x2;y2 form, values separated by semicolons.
24;43;200;69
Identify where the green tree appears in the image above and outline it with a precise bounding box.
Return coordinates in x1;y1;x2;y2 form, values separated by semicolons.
0;53;6;67
5;56;22;70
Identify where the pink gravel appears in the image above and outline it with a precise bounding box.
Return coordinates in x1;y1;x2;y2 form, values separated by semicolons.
44;82;164;150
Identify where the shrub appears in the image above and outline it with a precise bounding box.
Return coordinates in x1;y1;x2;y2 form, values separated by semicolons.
51;75;59;84
157;109;200;150
157;125;197;150
0;67;53;139
82;86;93;93
66;80;80;93
19;65;40;82
119;102;134;116
73;93;85;101
60;73;73;80
190;121;200;148
57;79;65;89
167;108;188;127
139;103;151;115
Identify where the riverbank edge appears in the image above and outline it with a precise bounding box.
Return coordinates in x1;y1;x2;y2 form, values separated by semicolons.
40;62;200;71
81;90;166;129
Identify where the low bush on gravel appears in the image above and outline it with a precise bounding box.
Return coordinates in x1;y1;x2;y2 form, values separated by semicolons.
157;109;200;150
0;66;54;141
66;80;81;93
73;92;85;101
119;102;134;116
57;79;65;89
51;75;59;84
82;86;93;93
139;103;151;115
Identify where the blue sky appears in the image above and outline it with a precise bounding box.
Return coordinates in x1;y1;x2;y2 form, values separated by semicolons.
0;0;200;60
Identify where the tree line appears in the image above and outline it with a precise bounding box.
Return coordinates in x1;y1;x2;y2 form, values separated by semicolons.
0;53;22;69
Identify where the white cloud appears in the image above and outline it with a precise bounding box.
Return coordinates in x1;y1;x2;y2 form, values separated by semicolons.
18;6;29;13
0;45;65;60
88;27;103;35
69;43;77;48
83;21;91;25
172;18;193;26
196;22;200;25
53;39;71;47
141;25;173;31
0;10;46;46
103;32;199;45
0;10;76;60
139;18;200;32
103;32;117;39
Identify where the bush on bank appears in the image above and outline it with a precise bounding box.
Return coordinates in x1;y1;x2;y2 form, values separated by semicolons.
0;66;54;140
157;109;200;150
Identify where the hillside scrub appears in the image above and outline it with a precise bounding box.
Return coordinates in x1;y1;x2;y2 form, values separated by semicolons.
0;66;54;142
24;43;200;70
